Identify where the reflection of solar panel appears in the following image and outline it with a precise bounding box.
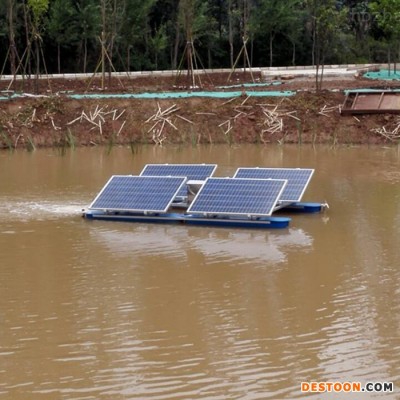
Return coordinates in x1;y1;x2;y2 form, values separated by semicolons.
234;168;314;202
140;164;217;197
187;178;287;217
89;175;186;212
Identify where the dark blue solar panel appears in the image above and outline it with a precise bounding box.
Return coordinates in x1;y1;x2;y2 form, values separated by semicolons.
140;164;217;197
89;175;186;212
187;178;287;217
234;168;314;202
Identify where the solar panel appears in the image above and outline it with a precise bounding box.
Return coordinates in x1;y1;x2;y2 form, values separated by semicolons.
89;175;186;212
187;177;287;217
140;163;217;179
140;164;217;197
233;168;314;202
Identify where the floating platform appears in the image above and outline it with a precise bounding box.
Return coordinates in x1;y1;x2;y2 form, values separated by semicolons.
276;202;324;214
84;210;291;229
83;164;326;230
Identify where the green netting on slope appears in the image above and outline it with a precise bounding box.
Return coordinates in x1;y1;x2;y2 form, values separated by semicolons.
0;89;295;101
0;93;22;101
344;88;400;95
68;90;295;100
363;69;400;80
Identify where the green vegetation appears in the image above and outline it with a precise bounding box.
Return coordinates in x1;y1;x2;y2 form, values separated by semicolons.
0;0;398;78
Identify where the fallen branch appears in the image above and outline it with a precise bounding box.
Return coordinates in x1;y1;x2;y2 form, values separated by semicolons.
221;97;237;106
241;96;250;106
117;120;126;136
50;117;61;131
319;104;340;117
67;105;127;136
176;115;194;124
371;119;400;141
259;104;284;134
145;103;183;145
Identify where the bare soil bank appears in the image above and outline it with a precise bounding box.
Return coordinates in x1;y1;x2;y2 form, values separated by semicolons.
1;71;400;150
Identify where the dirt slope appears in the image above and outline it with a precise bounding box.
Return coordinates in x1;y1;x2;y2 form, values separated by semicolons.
1;71;399;150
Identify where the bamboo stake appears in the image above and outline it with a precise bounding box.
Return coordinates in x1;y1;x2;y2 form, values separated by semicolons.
117;120;126;136
176;115;194;124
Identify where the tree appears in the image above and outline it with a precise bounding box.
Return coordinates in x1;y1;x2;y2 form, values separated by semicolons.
149;24;168;70
75;0;100;73
306;0;348;91
283;3;307;66
369;0;400;73
5;0;18;77
176;0;211;87
119;0;156;71
47;0;78;73
252;0;303;67
228;0;240;68
1;0;398;77
343;1;374;62
27;0;49;91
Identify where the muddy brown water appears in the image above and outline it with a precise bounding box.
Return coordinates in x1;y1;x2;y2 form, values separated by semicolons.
0;145;399;399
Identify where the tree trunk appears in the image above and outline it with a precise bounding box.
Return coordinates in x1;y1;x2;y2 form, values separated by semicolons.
311;18;316;66
228;0;234;68
250;37;253;67
315;34;320;91
23;2;31;90
57;43;61;74
101;0;107;88
269;33;274;67
7;0;16;77
101;31;106;89
35;39;40;93
173;20;180;70
83;38;88;74
318;58;324;91
186;41;193;87
292;41;296;66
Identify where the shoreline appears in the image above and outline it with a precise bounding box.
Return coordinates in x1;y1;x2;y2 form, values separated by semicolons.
1;72;400;150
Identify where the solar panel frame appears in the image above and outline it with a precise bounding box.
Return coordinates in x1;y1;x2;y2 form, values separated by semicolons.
140;164;218;197
89;175;187;213
140;163;217;179
233;168;314;202
186;177;287;217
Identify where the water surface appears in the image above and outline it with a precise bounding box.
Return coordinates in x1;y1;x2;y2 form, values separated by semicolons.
0;145;399;399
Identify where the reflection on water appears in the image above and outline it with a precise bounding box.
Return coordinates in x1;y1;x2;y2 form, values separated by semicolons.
0;145;399;399
90;223;313;266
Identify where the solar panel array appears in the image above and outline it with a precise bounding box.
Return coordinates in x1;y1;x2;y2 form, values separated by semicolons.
234;168;314;202
140;164;217;197
187;177;287;217
89;175;186;212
